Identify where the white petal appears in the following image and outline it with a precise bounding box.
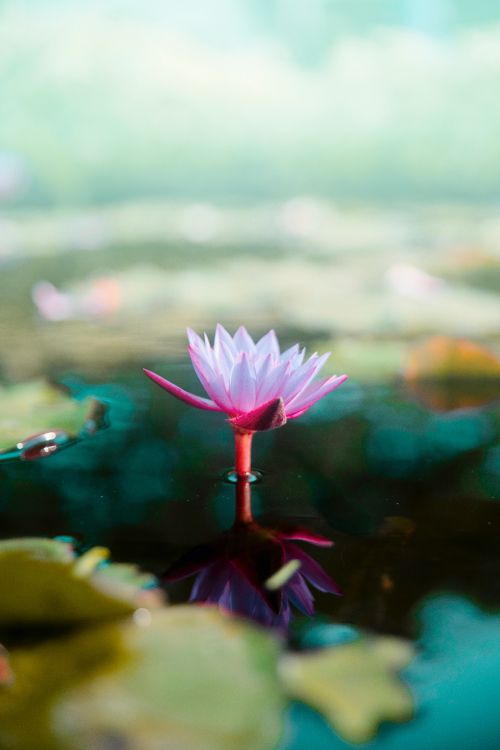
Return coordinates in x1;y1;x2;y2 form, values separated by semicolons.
291;347;306;368
284;352;330;405
254;353;274;380
233;326;256;354
281;356;318;402
189;348;233;412
213;337;235;386
206;372;235;412
215;323;237;355
255;360;290;404
202;333;218;369
186;327;204;350
255;330;280;358
286;374;347;416
229;353;256;412
280;343;300;363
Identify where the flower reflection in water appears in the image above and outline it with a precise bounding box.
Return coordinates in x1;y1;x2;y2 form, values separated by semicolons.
164;477;341;629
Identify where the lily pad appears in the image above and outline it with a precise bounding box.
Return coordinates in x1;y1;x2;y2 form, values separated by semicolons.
404;337;500;410
0;538;163;625
0;379;102;453
280;635;414;744
0;606;285;750
405;336;500;381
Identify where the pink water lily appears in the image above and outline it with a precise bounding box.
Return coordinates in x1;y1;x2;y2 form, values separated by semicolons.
144;325;347;477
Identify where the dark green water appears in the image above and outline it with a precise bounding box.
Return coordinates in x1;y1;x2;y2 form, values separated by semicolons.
1;367;498;638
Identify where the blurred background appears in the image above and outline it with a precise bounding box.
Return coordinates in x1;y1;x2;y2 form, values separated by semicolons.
1;8;499;747
1;0;499;382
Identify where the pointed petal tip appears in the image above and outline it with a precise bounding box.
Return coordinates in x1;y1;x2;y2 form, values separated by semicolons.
186;326;206;346
143;367;221;412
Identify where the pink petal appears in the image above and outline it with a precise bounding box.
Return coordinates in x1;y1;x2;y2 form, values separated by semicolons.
254;352;274;380
282;352;330;404
229;397;287;432
213;337;234;384
281;354;318;402
229;352;256;412
292;347;306;368
286;374;347;417
255;330;279;358
284;543;342;595
189;348;234;412
203;333;216;361
186;328;204;350
187;328;214;372
233;326;256;354
280;343;300;363
215;323;237;355
286;575;315;616
143;369;221;411
277;528;333;547
255;359;291;404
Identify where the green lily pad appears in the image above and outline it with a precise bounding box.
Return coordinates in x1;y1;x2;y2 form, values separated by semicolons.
0;606;285;750
280;635;414;744
0;379;101;453
0;538;163;626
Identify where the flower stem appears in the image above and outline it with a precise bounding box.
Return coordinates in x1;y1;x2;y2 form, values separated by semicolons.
233;429;254;478
235;475;253;524
233;430;255;523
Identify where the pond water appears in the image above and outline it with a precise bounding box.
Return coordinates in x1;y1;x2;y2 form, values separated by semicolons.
1;365;498;639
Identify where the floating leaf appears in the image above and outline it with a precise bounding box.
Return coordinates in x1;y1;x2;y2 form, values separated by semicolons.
0;379;103;454
404;337;500;410
280;635;414;744
0;538;163;626
0;606;285;750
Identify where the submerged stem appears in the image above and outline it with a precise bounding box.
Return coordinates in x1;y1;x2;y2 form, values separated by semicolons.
235;475;253;524
233;430;255;523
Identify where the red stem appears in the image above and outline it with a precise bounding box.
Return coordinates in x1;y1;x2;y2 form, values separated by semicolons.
235;475;253;524
234;429;254;478
233;430;254;524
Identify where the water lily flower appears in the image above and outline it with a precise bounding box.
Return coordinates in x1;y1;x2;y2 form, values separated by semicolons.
144;325;347;477
164;520;341;629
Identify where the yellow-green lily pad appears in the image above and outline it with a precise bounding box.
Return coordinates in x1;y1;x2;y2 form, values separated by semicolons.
0;538;163;626
0;379;101;453
280;635;414;743
0;606;285;750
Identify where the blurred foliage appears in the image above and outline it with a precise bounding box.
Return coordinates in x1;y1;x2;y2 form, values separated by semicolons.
0;607;285;750
0;555;414;750
281;635;413;743
0;537;162;625
0;645;12;686
405;336;500;381
281;596;500;750
0;380;99;452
